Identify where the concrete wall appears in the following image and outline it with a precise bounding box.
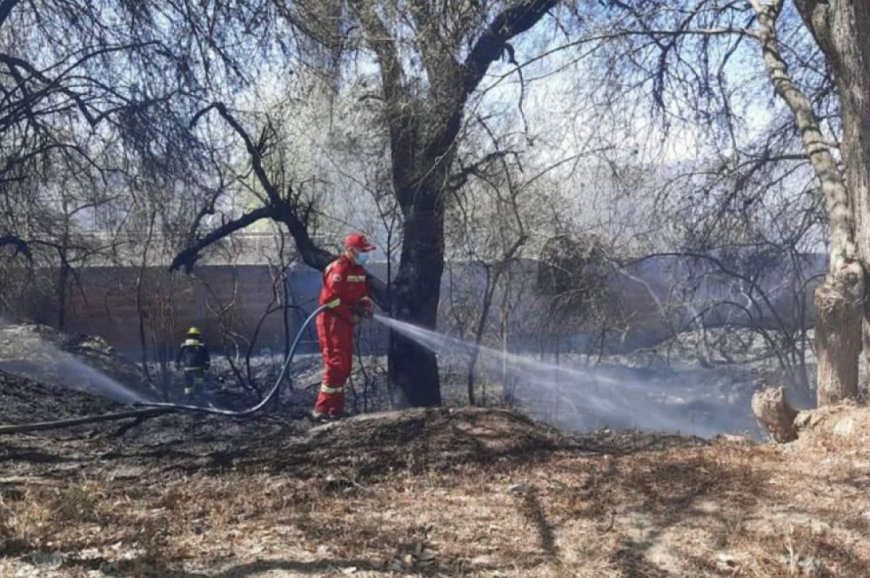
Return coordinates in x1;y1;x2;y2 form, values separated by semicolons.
10;254;824;358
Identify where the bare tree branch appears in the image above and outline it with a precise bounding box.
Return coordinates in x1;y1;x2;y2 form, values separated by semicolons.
183;102;392;306
170;206;273;273
462;0;559;96
0;235;31;261
189;102;331;266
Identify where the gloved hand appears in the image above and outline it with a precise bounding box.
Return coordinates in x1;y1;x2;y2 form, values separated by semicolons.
352;302;373;320
363;297;375;318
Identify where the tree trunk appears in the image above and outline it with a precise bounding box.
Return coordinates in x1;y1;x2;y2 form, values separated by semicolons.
388;189;444;408
817;3;870;399
815;270;863;405
57;259;69;331
466;265;494;406
754;1;864;406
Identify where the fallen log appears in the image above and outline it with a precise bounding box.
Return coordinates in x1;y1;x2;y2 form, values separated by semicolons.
0;408;172;435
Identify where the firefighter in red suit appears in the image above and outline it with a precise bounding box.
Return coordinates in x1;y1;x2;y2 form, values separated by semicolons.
312;232;376;421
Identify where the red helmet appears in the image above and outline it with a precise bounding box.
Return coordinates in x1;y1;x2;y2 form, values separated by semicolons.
344;232;375;252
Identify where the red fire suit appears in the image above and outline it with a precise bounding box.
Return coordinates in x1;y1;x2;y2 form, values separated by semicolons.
314;256;373;416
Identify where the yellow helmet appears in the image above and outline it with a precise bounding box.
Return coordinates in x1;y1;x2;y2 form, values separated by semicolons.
187;326;202;336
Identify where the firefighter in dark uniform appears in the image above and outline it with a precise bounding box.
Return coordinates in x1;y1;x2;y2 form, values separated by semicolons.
175;327;211;403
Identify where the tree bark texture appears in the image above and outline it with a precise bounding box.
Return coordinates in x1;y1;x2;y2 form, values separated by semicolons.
815;272;862;404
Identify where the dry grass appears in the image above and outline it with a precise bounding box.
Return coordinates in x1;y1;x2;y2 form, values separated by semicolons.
2;406;870;577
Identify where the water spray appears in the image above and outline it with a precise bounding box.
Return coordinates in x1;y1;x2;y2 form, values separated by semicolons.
374;314;739;437
0;319;147;403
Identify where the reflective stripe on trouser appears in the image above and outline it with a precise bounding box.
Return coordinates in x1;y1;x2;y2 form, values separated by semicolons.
313;387;345;416
320;384;346;394
184;369;205;396
314;312;353;416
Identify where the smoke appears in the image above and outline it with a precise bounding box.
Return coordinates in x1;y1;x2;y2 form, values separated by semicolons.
375;314;758;438
0;320;149;403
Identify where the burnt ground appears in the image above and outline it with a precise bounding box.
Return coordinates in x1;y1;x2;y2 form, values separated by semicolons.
0;324;155;401
2;370;870;577
0;371;119;423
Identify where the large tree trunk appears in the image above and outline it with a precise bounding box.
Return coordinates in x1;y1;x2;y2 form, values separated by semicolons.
812;2;870;397
794;0;870;402
755;0;864;406
388;186;444;408
348;0;557;408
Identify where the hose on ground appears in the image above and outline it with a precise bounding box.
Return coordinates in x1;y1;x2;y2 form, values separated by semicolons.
136;302;329;416
0;408;170;435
